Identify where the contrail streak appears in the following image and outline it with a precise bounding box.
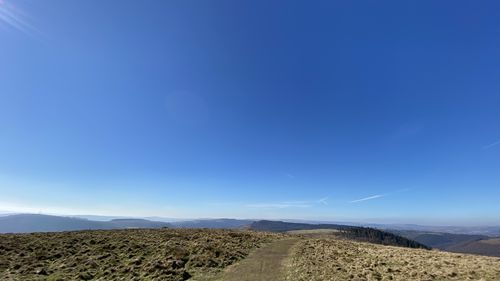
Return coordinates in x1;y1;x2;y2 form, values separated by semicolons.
483;140;500;150
350;194;384;203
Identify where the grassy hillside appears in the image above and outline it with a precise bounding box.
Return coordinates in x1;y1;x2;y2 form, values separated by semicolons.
0;229;282;281
284;238;500;281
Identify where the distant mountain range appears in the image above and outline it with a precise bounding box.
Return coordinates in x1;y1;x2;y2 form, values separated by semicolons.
0;214;256;233
5;212;496;236
171;219;254;229
0;214;170;233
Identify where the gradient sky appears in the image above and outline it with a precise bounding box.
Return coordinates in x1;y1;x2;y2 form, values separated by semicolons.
1;0;499;225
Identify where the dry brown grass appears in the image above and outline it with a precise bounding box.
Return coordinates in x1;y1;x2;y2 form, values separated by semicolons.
284;238;500;281
0;228;283;281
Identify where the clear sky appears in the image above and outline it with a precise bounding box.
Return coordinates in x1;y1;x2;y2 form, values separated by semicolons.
1;0;499;225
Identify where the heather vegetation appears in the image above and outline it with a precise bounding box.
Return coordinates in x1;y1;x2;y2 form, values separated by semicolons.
2;227;500;281
0;229;282;281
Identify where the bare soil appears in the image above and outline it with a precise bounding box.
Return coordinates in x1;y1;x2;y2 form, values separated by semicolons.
210;238;299;281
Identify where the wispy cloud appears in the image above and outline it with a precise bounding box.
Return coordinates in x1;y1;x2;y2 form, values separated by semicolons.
0;0;36;36
246;197;328;209
285;173;295;179
318;197;328;205
483;140;500;150
350;194;384;203
349;188;413;204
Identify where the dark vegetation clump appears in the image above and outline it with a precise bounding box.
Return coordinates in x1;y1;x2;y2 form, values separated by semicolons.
0;228;282;280
338;227;431;249
250;220;429;249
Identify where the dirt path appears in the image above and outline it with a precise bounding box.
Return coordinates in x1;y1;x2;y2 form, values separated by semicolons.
213;238;299;281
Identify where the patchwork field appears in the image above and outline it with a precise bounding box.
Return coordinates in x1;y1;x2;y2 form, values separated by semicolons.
284;238;500;281
0;229;282;281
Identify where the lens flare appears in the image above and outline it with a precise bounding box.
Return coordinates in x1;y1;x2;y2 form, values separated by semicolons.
0;0;34;35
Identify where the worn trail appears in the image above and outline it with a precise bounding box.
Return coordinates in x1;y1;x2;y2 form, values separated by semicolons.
214;238;299;281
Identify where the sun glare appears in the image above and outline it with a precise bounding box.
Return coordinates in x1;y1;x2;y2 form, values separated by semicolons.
0;0;33;35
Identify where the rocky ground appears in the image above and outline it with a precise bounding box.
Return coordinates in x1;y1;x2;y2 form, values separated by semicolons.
284;238;500;281
0;228;283;281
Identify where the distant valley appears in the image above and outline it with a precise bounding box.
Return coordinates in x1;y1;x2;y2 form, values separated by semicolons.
390;230;500;257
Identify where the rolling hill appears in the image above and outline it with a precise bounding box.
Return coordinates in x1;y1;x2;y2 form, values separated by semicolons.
391;230;487;249
0;214;171;233
446;238;500;257
390;230;500;257
171;219;254;229
250;220;429;249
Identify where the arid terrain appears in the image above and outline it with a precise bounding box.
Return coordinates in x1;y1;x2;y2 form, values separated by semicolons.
0;229;282;281
284;238;500;281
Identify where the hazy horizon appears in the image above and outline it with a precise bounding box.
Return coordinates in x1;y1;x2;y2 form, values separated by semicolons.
1;0;500;226
1;209;499;228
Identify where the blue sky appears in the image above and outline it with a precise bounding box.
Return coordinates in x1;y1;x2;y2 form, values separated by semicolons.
1;0;499;225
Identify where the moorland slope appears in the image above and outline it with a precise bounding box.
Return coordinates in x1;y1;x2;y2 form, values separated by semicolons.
2;227;500;281
0;228;282;280
284;238;500;281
